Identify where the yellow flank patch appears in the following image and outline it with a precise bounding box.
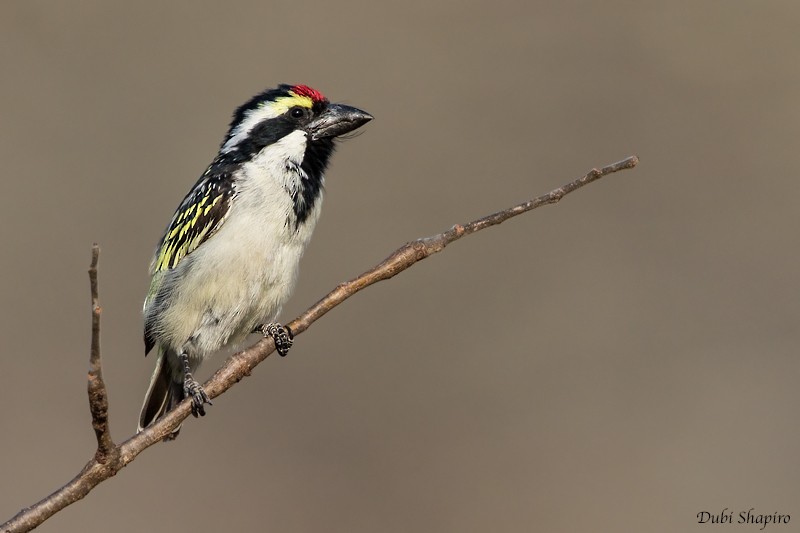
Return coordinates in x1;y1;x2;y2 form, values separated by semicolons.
265;93;313;115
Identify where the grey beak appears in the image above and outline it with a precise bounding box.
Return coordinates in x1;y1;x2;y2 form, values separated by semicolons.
308;103;373;141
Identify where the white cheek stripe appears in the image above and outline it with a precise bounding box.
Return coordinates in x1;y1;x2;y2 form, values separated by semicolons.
221;105;283;153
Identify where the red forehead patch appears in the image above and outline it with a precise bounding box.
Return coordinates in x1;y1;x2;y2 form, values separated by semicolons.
291;84;327;103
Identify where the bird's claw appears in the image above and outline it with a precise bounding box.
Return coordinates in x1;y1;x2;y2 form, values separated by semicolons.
183;373;212;417
259;323;294;356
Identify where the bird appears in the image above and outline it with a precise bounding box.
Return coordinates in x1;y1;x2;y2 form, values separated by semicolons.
138;84;372;438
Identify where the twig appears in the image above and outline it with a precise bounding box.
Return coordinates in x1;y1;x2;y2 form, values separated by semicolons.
1;155;638;533
2;247;122;533
87;244;116;462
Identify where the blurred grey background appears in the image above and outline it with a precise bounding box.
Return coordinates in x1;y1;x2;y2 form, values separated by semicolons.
1;2;798;532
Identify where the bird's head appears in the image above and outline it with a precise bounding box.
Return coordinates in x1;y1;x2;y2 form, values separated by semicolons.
220;84;372;156
213;84;372;226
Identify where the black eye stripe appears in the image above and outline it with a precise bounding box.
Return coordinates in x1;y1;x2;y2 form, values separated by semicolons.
230;116;298;158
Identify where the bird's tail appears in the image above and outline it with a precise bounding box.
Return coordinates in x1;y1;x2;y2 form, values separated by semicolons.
138;346;186;440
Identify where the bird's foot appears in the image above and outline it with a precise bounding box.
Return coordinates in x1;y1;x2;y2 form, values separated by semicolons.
183;373;212;417
258;322;294;356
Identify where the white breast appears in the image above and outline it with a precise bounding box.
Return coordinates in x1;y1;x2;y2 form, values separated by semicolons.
158;130;323;358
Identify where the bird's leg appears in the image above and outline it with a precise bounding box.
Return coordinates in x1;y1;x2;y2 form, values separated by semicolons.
255;323;294;356
179;350;211;417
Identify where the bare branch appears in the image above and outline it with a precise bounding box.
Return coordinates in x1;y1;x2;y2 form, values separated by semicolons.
287;155;640;337
1;155;638;533
87;244;116;462
2;246;123;533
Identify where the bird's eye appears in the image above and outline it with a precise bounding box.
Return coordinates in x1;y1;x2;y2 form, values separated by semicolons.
290;107;306;119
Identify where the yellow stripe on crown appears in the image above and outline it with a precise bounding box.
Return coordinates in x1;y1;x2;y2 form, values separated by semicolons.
263;93;314;115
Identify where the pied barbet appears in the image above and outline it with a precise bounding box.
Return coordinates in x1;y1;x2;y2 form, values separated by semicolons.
138;84;372;438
